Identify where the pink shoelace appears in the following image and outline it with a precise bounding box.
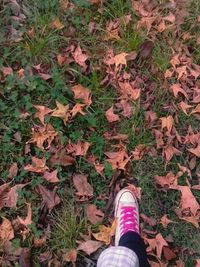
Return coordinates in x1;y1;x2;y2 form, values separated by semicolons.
119;206;138;235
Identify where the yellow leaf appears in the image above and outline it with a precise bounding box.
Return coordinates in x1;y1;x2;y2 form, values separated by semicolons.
50;18;64;30
92;220;116;245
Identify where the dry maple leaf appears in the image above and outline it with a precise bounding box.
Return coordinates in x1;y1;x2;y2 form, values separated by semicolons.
191;103;200;114
105;147;130;170
43;170;60;183
77;240;102;255
71;45;88;68
8;163;18;179
153;129;164;149
27;124;57;150
188;144;200;157
146;233;168;259
114;52;128;67
160;115;174;132
92;220;116;245
24;157;48;173
155;172;178;189
51;101;70;125
49;18;64;29
178;101;193;115
116;100;133;118
0;218;14;242
86;204;104;224
162;145;181;163
50;149;75;166
33;105;53;125
176;65;187;80
73;174;93;200
66;141;90;157
63;249;77;267
105;106;120;123
170;84;188;99
0;183;27;209
180;215;199;228
36;185;60;212
118;81;141;100
17;203;32;227
140;214;157;226
71;84;92;105
71;103;86;117
160;215;173;228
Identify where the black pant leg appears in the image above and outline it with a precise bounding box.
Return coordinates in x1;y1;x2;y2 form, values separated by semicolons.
119;231;150;267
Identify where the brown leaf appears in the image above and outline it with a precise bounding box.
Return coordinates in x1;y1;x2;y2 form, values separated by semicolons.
71;45;88;68
116;100;133;118
139;40;154;59
160;115;174;132
17;203;32;227
63;249;77;266
77;240;102;255
72;84;92;105
1;67;13;76
50;150;75;166
162;145;181;163
188;144;200;157
114;52;128;67
170;84;188;99
140;214;157;226
34;105;53;125
146;233;168;259
51;101;70;125
24;157;48;173
43;170;60;183
196;259;200;267
0;184;27;209
160;215;173;228
39;73;51;80
66;141;90;156
71;103;86;117
19;248;31;267
86;204;104;224
176;65;187;80
92;221;116;245
8;163;18;179
73;174;93;199
105;106;120;123
36;185;60;212
155;172;178;189
0;218;14;242
191;104;200;114
163;246;176;261
180;215;199;228
50;18;64;29
178;101;193;115
105;147;130;170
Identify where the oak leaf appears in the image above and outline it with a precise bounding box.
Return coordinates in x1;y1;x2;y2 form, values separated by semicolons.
86;204;104;224
72;84;92;105
24;157;48;173
73;174;93;199
43;170;60;183
51;101;70;125
105;106;120;123
36;185;60;212
77;240;102;255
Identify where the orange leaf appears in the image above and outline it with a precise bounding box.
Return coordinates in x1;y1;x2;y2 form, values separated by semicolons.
178;101;193;115
162;145;181;163
105;106;120;123
24;157;48;173
163;246;176;261
155;172;178;189
114;52;128;67
72;84;92;105
196;259;200;267
1;67;13;76
92;220;116;245
160;115;174;132
71;103;86;117
63;249;77;266
160;215;173;228
34;105;53;125
43;170;60;183
50;18;64;29
105;147;130;170
77;240;102;255
0;218;14;242
86;204;104;224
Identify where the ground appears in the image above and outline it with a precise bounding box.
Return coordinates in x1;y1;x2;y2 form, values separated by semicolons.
0;0;200;266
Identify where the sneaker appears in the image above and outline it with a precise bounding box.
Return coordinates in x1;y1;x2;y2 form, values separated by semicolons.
114;188;139;246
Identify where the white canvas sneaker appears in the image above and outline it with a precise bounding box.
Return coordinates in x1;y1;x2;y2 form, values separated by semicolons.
114;188;139;246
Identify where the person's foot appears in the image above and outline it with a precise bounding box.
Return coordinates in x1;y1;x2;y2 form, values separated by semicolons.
114;188;139;246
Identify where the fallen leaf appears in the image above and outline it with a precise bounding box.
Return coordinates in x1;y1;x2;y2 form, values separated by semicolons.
170;84;188;99
39;73;51;80
19;248;31;267
66;141;90;156
50;149;75;166
146;233;168;259
178;101;193;115
162;145;181;163
17;203;32;227
163;246;176;261
77;240;102;255
36;185;60;212
43;170;60;183
57;54;67;66
92;220;116;245
34;105;53;125
105;147;130;170
160;115;174;132
105;106;120;123
63;249;77;267
180;215;199;228
51;101;70;125
176;65;187;80
86;204;104;224
71;45;88;68
160;215;173;228
155;172;178;189
24;157;48;173
8;163;18;179
73;174;93;199
191;104;200;114
50;18;64;29
0;184;27;209
116;100;133;118
196;259;200;267
1;67;13;76
0;218;14;242
114;52;128;67
71;84;92;105
188;144;200;157
139;40;154;59
140;213;157;226
71;103;86;117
